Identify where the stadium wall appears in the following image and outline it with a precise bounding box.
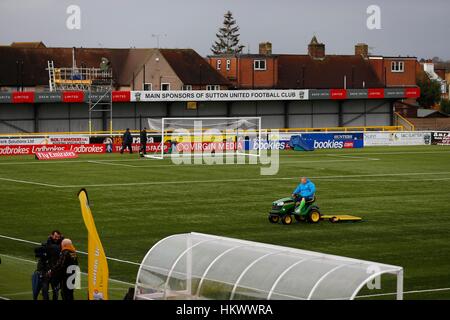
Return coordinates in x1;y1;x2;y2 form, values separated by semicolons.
0;99;393;133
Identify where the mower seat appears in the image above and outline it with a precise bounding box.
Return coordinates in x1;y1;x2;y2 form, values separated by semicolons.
305;196;316;204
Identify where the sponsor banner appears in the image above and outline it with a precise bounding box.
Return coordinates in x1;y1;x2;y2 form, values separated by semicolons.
368;88;385;99
112;91;131;102
0;144;106;156
174;141;243;152
62;91;84;103
0;92;12;103
48;135;90;145
431;131;450;145
385;88;406;98
309;90;330;100
87;92;111;102
0;88;420;103
12;92;34;103
112;143;171;153
35;92;61;103
404;87;421;99
347;89;368;99
249;140;291;150
330;89;347;100
130;90;309;102
298;133;364;149
35;151;79;160
364;132;431;146
0;137;48;145
0;135;89;146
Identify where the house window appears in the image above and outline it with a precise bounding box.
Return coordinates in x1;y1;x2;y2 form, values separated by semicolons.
254;59;267;71
206;85;220;91
391;61;405;73
161;83;170;91
226;59;231;70
182;85;192;91
216;60;221;70
143;83;152;91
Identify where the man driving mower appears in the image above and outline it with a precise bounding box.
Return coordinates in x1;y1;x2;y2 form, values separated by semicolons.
292;177;316;214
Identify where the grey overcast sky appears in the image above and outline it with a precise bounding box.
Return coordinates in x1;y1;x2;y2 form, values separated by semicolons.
1;0;449;59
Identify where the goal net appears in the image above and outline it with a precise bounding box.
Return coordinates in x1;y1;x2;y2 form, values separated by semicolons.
144;117;262;159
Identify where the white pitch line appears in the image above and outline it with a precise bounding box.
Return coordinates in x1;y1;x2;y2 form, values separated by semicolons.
2;171;450;189
0;235;140;266
0;177;61;188
326;154;380;161
87;160;137;168
52;171;450;188
0;253;134;286
87;158;376;169
60;177;295;188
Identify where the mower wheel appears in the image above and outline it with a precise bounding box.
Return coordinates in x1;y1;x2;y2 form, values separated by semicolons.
308;210;321;223
282;215;293;225
269;215;280;224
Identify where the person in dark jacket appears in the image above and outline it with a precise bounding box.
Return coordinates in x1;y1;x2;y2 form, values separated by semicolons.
120;128;133;154
49;238;79;301
139;127;148;157
32;230;63;300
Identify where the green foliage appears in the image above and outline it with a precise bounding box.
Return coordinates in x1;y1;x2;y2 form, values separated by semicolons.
211;11;245;55
417;77;442;108
440;99;450;114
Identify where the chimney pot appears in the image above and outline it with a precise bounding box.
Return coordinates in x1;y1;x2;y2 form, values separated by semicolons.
308;36;325;59
355;43;369;58
259;42;272;55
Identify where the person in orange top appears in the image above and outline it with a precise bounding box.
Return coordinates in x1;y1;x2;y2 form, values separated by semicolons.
49;238;79;301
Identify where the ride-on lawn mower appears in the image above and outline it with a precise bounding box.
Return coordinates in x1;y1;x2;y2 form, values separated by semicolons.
268;196;362;225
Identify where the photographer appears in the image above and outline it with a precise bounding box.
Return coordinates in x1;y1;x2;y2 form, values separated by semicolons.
32;230;63;300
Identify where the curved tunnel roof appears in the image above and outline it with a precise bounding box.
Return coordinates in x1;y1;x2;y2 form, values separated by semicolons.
134;233;403;300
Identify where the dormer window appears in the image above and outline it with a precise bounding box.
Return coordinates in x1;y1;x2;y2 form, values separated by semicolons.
254;59;267;71
391;61;405;73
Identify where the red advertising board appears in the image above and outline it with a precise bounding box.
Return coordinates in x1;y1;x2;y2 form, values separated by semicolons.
368;88;385;99
112;91;131;102
12;92;35;103
35;151;79;160
62;91;84;103
330;89;347;100
0;144;106;156
404;87;420;98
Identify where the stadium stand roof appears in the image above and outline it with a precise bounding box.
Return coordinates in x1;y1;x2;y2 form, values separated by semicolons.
134;232;403;300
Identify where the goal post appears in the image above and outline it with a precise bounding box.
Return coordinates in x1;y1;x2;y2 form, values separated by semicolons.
144;117;262;159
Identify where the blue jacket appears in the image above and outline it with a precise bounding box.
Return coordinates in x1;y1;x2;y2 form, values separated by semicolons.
293;179;316;198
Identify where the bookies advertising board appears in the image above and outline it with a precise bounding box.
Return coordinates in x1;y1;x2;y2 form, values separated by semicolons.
287;133;364;149
250;133;363;150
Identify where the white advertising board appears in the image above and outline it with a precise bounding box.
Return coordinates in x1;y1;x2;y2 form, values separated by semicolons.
131;90;309;102
364;132;431;146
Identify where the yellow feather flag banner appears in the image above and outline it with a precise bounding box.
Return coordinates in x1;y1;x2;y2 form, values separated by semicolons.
78;188;109;300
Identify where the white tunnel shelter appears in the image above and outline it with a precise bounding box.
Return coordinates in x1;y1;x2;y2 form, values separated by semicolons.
134;233;403;300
